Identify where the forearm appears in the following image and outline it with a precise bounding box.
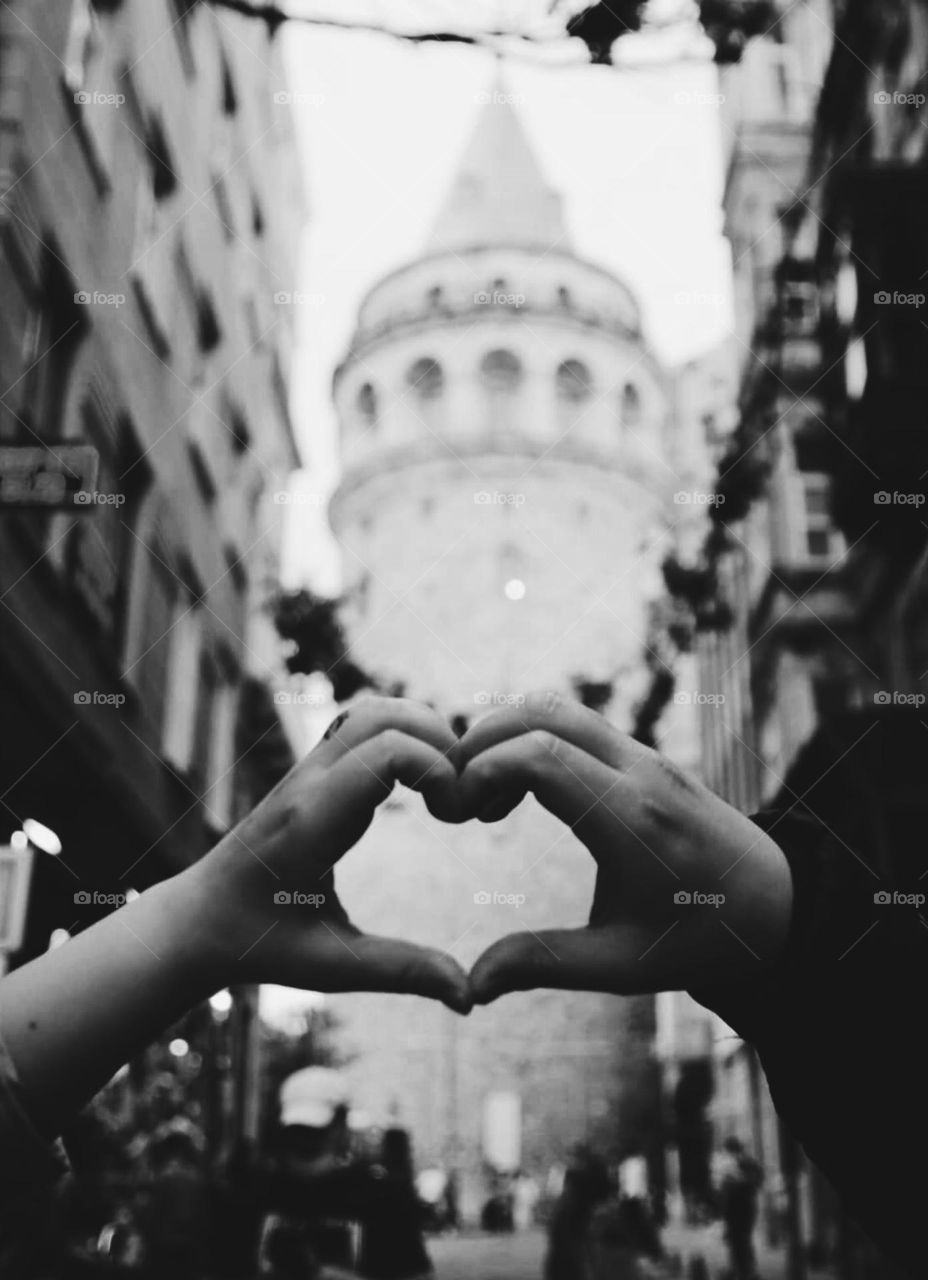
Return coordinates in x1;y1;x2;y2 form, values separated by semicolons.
0;859;227;1136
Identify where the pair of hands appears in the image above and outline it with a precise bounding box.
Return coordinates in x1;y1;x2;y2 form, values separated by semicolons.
194;694;793;1012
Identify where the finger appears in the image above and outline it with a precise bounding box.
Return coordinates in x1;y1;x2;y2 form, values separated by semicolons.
326;730;463;840
340;933;473;1014
454;690;646;774
317;697;458;770
458;732;647;849
469;927;619;1003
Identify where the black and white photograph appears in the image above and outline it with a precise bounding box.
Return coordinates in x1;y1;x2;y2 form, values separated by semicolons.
0;2;925;1277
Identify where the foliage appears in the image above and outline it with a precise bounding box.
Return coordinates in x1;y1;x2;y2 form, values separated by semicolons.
572;676;615;713
204;0;776;65
698;0;780;63
272;587;385;703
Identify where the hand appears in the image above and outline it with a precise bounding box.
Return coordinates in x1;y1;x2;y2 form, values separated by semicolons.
190;697;472;1012
454;693;793;1002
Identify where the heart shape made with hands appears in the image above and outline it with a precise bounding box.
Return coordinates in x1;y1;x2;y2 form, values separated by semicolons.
235;691;792;1018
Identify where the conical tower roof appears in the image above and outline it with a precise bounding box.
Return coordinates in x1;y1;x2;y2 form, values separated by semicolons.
426;70;570;254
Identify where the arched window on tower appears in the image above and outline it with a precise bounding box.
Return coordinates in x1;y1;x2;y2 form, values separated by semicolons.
556;358;593;403
405;357;444;431
556;359;593;435
357;382;379;430
406;357;444;400
620;380;642;428
480;349;523;433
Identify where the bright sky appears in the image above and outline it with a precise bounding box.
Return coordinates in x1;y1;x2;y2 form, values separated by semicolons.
262;14;733;1029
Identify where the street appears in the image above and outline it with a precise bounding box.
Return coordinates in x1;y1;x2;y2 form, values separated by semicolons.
428;1224;836;1280
429;1231;546;1280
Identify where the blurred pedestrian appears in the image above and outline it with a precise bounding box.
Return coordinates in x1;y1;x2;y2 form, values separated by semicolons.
257;1067;356;1278
138;1120;209;1280
717;1137;763;1280
544;1145;611;1280
512;1170;539;1231
357;1128;432;1280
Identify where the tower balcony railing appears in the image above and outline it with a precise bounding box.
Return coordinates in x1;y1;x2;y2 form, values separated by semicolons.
347;294;640;358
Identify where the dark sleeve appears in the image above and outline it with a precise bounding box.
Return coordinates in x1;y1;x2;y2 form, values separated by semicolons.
689;808;927;1277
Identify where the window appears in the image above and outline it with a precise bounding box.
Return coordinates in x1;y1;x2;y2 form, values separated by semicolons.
556;358;593;403
16;249;85;439
188;441;217;505
168;0;197;75
130;114;179;356
252;195;265;239
220;52;238;116
621;381;642;426
68;408;150;647
63;0;116;184
357;383;379;429
781;281;818;336
147;116;177;201
224;543;248;594
212;172;235;241
175;240;221;354
480;349;523;394
162;586;204;772
406;357;444;401
202;652;239;829
801;473;835;561
225;403;250;456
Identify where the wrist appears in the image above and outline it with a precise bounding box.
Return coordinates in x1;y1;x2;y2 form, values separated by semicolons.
152;859;237;994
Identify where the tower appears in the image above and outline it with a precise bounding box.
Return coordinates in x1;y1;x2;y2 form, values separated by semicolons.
327;79;675;1208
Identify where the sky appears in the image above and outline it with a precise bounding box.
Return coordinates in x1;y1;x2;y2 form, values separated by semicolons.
262;13;733;1028
277;16;733;594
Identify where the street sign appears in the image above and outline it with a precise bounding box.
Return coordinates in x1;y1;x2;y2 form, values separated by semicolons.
0;442;100;510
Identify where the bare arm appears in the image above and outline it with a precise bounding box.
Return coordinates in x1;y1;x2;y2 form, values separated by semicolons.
0;697;471;1137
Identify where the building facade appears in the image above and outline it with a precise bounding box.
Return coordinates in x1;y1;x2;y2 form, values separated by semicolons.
655;1;928;1273
325;78;693;1214
0;0;305;1154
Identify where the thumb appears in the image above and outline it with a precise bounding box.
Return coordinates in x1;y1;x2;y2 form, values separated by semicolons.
346;932;473;1015
469;927;604;1004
